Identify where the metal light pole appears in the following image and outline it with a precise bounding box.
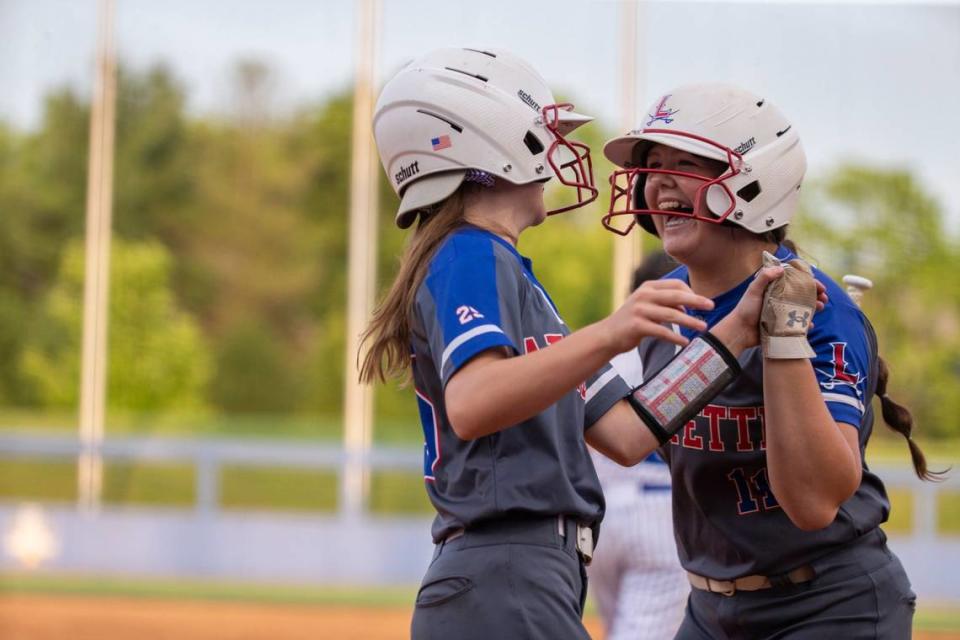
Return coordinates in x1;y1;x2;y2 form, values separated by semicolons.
78;0;117;513
341;0;381;518
611;0;647;308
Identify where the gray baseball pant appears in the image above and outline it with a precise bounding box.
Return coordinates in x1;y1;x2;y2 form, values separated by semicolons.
674;529;916;640
411;515;592;640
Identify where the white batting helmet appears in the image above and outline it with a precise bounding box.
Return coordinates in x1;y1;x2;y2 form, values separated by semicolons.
602;83;806;236
373;47;598;229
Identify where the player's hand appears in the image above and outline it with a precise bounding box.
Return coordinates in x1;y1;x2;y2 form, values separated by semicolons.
602;279;714;353
713;260;827;355
760;254;819;358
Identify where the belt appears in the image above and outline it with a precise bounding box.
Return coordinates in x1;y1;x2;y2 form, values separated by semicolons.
687;564;815;596
442;515;596;566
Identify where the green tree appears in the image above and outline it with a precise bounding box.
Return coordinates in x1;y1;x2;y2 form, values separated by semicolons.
19;239;211;421
110;63;335;420
294;92;354;418
794;166;960;439
0;90;90;299
113;66;195;244
0;90;90;405
209;320;305;413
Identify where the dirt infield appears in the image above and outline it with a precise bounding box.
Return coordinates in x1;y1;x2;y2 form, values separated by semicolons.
0;595;605;640
0;594;956;640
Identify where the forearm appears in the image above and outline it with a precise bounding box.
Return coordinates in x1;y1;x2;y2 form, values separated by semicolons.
591;331;744;465
445;321;616;440
763;359;860;530
587;400;661;466
710;314;752;357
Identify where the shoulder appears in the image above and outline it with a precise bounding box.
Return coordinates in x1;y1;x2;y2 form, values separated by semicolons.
429;227;522;275
810;265;851;306
777;242;866;336
809;265;868;336
416;228;525;314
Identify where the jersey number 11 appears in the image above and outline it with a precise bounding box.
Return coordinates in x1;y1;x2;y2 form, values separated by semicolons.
727;467;780;515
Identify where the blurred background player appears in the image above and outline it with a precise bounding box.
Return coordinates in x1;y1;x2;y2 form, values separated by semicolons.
588;250;689;640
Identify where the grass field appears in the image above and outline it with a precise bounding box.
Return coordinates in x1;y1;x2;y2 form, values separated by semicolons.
0;458;433;514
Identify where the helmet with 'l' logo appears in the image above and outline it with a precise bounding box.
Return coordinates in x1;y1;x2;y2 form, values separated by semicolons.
602;84;806;236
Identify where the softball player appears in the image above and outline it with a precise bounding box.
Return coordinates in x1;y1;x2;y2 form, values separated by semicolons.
588;251;689;640
360;49;784;639
602;83;938;638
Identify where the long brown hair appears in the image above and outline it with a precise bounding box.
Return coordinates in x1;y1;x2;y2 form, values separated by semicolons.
359;188;471;384
778;232;944;481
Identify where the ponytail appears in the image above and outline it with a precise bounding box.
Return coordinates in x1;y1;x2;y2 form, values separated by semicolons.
875;356;947;482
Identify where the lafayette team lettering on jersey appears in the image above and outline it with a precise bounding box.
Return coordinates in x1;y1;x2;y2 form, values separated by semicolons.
633;244;889;579
411;226;630;543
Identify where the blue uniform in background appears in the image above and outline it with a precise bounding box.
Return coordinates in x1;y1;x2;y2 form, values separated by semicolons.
635;244;915;639
409;226;628;639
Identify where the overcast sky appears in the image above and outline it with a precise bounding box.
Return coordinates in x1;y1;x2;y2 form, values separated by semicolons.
2;0;958;227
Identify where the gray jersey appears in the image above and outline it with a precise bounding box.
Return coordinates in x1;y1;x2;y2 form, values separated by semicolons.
411;226;629;543
638;245;890;579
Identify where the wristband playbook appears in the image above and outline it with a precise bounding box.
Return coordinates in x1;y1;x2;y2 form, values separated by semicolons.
627;332;742;444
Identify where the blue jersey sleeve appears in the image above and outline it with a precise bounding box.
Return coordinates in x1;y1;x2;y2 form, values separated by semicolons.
416;234;521;386
808;270;872;428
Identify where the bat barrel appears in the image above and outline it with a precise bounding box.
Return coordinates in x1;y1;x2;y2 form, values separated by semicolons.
842;274;873;307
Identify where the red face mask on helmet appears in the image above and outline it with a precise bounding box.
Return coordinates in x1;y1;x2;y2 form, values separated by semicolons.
602;129;744;236
542;103;598;216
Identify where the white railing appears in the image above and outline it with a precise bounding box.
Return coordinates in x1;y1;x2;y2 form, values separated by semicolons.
1;430;957;595
0;431;423;516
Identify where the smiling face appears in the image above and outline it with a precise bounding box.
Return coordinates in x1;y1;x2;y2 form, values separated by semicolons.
641;143;729;262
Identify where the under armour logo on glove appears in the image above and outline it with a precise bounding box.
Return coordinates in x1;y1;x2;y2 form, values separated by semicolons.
786;310;810;328
759;251;817;359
